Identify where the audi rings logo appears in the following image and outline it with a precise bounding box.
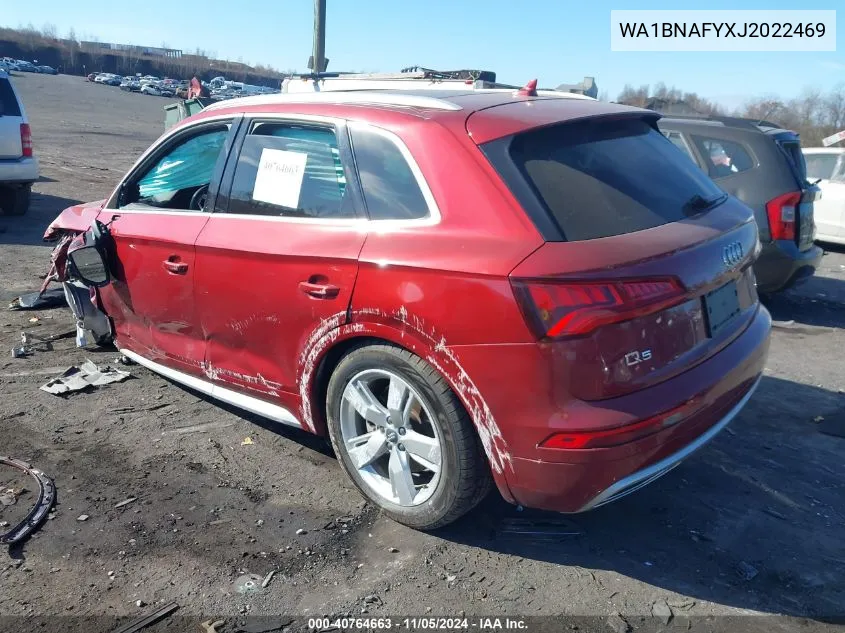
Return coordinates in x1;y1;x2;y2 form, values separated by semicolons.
722;242;744;268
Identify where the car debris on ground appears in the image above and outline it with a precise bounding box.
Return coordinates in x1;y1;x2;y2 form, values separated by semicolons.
111;602;179;633
8;288;67;311
39;359;130;395
496;516;584;540
11;328;76;358
0;456;56;545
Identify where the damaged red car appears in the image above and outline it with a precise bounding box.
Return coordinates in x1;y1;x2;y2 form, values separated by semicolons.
43;86;771;529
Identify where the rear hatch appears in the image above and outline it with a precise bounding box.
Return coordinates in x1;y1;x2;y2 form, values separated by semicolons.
0;75;24;159
475;111;760;401
767;128;818;251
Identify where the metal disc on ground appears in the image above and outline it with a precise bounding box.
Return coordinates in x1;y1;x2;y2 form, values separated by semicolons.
234;573;264;594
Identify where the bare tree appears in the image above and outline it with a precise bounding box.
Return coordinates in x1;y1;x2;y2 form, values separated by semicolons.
41;23;58;40
823;83;845;130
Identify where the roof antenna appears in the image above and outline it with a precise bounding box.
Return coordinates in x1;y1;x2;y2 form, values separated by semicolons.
517;79;538;97
757;103;780;127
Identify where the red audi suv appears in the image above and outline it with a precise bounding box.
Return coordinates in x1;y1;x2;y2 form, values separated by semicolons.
46;86;771;529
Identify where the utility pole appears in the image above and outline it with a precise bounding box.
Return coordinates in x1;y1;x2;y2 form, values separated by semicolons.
311;0;327;73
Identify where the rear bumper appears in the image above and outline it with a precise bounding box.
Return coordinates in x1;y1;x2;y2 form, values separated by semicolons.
754;240;822;294
452;303;771;513
0;156;39;184
577;376;759;511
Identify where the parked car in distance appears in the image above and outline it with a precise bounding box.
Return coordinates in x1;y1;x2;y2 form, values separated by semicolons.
120;78;141;92
44;88;771;529
1;57;19;71
14;61;39;73
37;65;58;75
140;84;162;96
803;147;845;245
657;115;822;294
87;73;97;82
0;69;38;215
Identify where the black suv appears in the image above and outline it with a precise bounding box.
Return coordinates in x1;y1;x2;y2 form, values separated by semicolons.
657;115;822;294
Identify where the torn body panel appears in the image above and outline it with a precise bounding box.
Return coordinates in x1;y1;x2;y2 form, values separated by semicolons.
43;199;107;241
36;223;114;348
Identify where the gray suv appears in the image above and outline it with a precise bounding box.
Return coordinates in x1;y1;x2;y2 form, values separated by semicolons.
657;115;822;294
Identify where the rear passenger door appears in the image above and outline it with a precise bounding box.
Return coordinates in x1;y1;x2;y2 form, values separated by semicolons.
193;116;367;401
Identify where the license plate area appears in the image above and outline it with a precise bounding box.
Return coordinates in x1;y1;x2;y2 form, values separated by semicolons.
704;280;740;337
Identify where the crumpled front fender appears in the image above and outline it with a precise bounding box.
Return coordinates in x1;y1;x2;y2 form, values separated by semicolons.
43;199;107;241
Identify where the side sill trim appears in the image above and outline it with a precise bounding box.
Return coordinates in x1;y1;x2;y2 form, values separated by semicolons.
119;349;303;430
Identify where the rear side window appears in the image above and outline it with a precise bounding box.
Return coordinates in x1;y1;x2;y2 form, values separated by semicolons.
0;78;22;117
691;136;755;178
228;122;354;219
663;131;698;164
776;139;808;180
501;118;726;241
349;127;430;220
804;153;839;181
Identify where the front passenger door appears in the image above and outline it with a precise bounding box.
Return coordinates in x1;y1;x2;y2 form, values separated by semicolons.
97;118;238;374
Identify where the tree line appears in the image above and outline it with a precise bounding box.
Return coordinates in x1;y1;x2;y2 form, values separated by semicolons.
616;82;845;147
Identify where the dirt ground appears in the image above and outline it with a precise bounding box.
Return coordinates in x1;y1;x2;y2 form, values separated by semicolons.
1;73;844;633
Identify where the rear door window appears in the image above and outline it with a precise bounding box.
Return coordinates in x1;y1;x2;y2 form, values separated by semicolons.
692;136;755;178
227;122;355;219
0;78;22;117
501;117;727;242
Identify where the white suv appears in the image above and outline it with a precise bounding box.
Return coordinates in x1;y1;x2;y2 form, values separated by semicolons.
0;69;38;215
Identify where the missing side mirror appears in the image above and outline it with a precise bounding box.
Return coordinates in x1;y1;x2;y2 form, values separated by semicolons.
68;246;110;288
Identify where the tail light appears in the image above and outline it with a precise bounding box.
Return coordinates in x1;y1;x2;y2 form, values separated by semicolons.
540;399;700;449
766;191;800;241
20;123;32;157
512;278;685;339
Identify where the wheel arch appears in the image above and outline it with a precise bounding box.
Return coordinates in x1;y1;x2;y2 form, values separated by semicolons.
298;315;516;504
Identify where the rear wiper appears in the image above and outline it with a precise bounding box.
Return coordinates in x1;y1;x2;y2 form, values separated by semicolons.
683;193;727;215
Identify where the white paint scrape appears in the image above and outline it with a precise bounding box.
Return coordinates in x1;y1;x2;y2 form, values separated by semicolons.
295;306;512;474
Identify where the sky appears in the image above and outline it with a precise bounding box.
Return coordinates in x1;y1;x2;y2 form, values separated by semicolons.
3;0;844;110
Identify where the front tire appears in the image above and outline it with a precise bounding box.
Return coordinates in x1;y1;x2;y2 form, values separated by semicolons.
326;343;492;530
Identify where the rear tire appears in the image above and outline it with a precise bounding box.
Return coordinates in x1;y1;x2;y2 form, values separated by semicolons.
0;184;31;216
326;343;492;530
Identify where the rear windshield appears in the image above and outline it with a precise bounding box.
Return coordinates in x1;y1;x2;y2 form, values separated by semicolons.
501;117;727;241
0;78;22;117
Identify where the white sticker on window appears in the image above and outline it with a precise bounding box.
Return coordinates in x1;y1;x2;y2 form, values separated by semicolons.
252;148;308;209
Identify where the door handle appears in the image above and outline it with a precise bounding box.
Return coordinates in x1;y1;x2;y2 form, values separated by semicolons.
299;280;340;299
162;256;188;275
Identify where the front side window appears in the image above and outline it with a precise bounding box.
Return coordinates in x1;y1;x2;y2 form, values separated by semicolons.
227;122;353;219
495;117;727;242
122;125;229;210
349;127;430;221
692;136;755;178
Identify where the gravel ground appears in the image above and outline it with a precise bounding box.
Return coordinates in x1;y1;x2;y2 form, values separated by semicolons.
1;73;844;633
